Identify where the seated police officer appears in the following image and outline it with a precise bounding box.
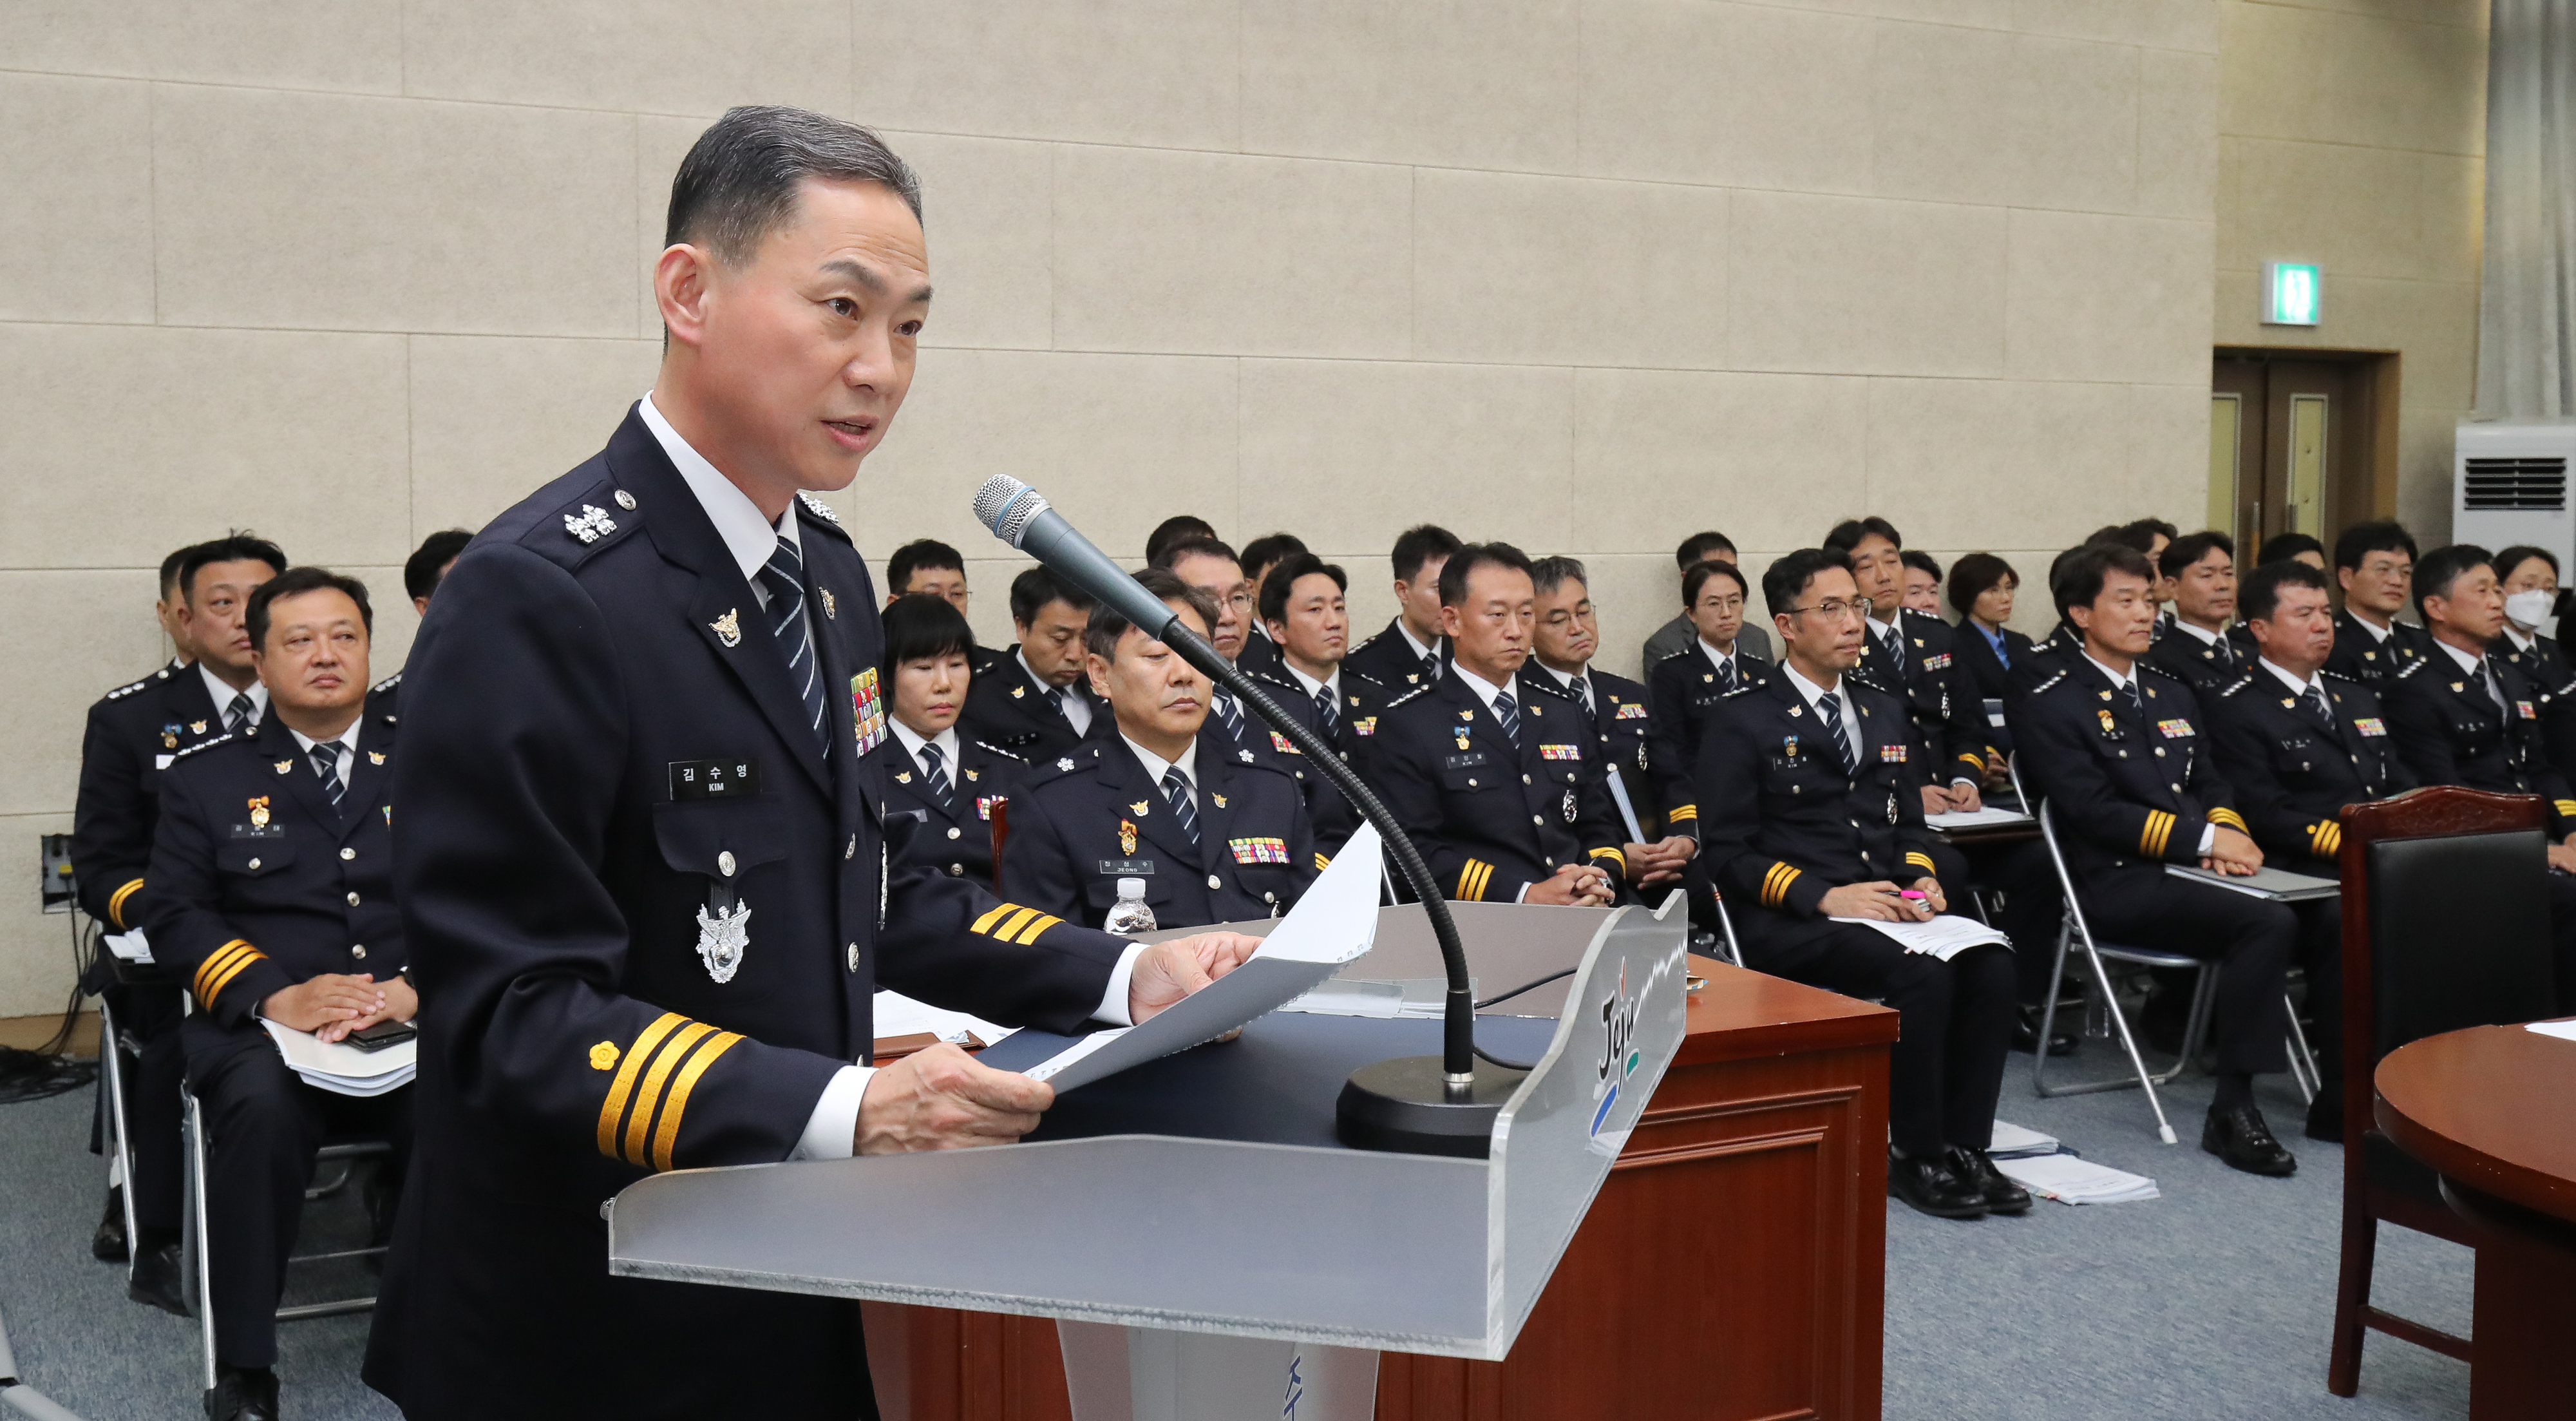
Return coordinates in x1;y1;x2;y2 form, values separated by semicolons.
2206;559;2413;1141
1235;531;1309;678
71;533;285;1300
867;595;1023;886
2324;521;2430;687
1374;543;1625;906
1947;553;2032;754
1160;535;1343;825
2013;542;2300;1176
1647;557;1768;831
1003;571;1316;930
1694;548;2024;1220
2146;531;2244;695
1828;518;1991;812
2492;544;2576;775
1343;523;1461;692
960;566;1104;761
1245;551;1380;861
1642;530;1774;667
1526;556;1692;894
145;567;410;1420
402;527;473;618
2383;544;2576;1013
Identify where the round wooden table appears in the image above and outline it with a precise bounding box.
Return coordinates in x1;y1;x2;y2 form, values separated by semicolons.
2375;1024;2576;1419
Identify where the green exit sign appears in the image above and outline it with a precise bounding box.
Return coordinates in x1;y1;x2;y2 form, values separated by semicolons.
2263;262;2321;326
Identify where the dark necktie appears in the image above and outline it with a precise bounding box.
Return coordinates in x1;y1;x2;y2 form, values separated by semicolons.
1818;692;1857;775
1043;683;1072;725
1882;625;1907;682
308;740;346;811
918;742;954;810
1567;674;1593;719
1493;689;1522;747
2481;657;2508;714
1314;685;1339;736
2303;683;2334;731
224;692;255;734
2122;678;2145;720
1716;656;1737;692
1422;648;1441;682
1212;687;1246;743
1160;767;1199;846
2215;635;2237;668
757;535;828;750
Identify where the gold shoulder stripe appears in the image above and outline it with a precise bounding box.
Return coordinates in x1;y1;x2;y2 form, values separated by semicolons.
970;902;1023;936
985;906;1043;942
1665;804;1698;822
191;940;255;1002
108;877;146;930
202;945;267;1006
624;1022;717;1166
1009;913;1062;946
596;1012;686;1160
1313;852;1331;872
650;1031;744;1172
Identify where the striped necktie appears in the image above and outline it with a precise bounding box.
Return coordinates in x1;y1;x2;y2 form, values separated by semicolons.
1160;768;1200;846
1493;689;1522;747
308;740;346;810
1315;686;1339;736
224;692;255;734
757;535;829;750
1212;687;1247;744
918;741;954;810
1817;692;1857;775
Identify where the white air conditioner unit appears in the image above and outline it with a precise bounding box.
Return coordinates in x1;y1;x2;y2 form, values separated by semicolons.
2455;417;2576;570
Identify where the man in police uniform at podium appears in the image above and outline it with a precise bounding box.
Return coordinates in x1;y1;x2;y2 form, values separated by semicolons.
365;107;1258;1420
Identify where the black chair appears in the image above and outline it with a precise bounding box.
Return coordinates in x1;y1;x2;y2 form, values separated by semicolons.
2327;786;2557;1395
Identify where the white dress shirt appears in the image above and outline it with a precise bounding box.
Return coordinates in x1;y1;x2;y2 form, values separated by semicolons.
1535;660;1594;715
1396;620;1440;666
2504;626;2539;655
1121;733;1199;792
1017;648;1093;737
1280;660;1342;705
1779;661;1866;761
2083;652;2217;855
2348;611;2394;644
285;719;361;787
200;665;269;729
640;395;1145;1162
889;720;962;784
1696;636;1741;687
2259;657;2331;705
2433;635;2508;710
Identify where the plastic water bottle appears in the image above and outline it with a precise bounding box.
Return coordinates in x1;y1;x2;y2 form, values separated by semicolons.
1104;878;1157;937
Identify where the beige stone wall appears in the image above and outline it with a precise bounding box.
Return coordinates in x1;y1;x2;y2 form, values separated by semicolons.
0;1;2229;1013
2213;0;2488;538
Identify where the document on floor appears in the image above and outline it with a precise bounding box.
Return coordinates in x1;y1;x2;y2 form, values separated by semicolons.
1989;1120;2061;1159
1926;805;2033;830
2164;864;2339;901
2526;1018;2576;1043
259;1018;415;1098
1826;913;2010;961
1016;823;1383;1093
1993;1152;2159;1205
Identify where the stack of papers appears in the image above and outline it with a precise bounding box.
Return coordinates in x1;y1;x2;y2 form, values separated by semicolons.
102;930;153;964
873;991;1014;1049
2526;1018;2576;1042
1280;977;1451;1019
1828;913;2010;962
1926;806;2034;830
2164;864;2339;901
260;1018;414;1098
1994;1152;2159;1205
1988;1120;2061;1159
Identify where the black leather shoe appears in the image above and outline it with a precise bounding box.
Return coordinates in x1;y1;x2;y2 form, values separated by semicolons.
92;1186;128;1262
2011;1004;2079;1056
2202;1103;2298;1177
1888;1149;1987;1219
128;1239;189;1317
2304;1090;2345;1145
1947;1147;2034;1215
204;1364;278;1420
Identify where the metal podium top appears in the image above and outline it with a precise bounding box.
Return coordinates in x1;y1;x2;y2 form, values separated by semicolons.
605;897;1688;1359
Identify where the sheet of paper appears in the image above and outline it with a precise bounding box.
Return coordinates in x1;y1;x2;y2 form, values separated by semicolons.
871;990;1015;1048
2526;1018;2576;1042
1017;823;1383;1093
1989;1120;2060;1158
1994;1152;2159;1204
1826;912;2010;961
103;930;153;964
1926;806;2033;830
260;1017;417;1096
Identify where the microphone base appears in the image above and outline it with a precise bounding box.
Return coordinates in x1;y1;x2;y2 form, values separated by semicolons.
1334;1056;1530;1158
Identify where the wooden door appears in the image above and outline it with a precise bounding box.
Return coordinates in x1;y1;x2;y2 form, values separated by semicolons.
2211;351;2392;552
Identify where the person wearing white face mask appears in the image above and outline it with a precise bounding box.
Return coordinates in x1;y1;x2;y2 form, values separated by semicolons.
2496;545;2576;776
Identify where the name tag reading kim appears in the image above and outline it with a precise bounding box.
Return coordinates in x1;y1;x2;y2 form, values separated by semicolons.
670;758;761;801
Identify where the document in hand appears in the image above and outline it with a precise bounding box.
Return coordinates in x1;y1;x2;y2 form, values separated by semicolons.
1825;913;2010;961
260;1017;415;1098
1017;823;1385;1094
871;991;1015;1049
2163;864;2340;901
104;930;153;964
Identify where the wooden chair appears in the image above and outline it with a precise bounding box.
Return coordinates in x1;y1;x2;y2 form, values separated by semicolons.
2328;786;2558;1395
987;798;1010;892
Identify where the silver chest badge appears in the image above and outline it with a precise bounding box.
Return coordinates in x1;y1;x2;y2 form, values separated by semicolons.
694;901;751;983
564;504;616;544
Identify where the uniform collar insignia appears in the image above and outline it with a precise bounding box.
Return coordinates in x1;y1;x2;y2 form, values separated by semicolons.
894;770;912;783
819;587;838;620
797;490;841;524
1211;792;1227;807
1238;749;1255;762
963;768;978;781
188;720;207;734
367;750;385;765
710;608;741;647
1130;799;1151;815
1011;684;1026;699
274;759;293;774
564;504;616;543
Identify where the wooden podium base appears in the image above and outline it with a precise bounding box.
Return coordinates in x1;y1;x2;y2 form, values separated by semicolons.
866;957;1895;1421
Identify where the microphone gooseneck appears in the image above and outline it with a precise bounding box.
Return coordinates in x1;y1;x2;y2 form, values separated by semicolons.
972;476;1513;1149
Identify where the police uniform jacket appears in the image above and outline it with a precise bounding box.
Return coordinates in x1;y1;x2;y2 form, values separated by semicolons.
1001;734;1317;930
1241;663;1387;860
1238;627;1286;679
2206;666;2410;868
71;659;232;934
1643;611;1772;669
1850;607;1991;787
2323;609;2432;687
364;407;1134;1417
143;707;404;1056
2497;631;2576;777
1372;667;1627;902
1645;644;1770;837
867;734;1023;886
1951;622;2031;755
1689;667;1939;944
958;647;1107;763
1342;616;1446;695
2147;622;2251;696
1529;665;1656;835
2012;660;2253;881
2382;645;2576;835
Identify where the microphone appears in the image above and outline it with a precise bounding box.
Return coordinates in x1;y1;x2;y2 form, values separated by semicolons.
970;475;1523;1156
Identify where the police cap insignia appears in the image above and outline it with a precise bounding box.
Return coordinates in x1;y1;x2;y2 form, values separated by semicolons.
710;608;742;647
368;750;386;765
274;759;294;774
564;504;616;544
188;720;208;734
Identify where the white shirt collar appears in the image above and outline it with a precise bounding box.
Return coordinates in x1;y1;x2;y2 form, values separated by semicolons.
1781;660;1864;750
286;718;361;758
2081;651;2139;691
2435;638;2487;676
1122;734;1198;789
639;392;800;587
1396;620;1439;662
889;718;961;772
2504;625;2538;653
1448;660;1518;711
1535;660;1587;690
1697;636;1738;670
2259;658;2325;700
1280;660;1340;700
201;665;269;722
1781;660;1842;705
2347;610;2393;642
2170;618;2224;647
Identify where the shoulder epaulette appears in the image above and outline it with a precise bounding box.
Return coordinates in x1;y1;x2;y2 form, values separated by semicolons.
538;482;639;564
104;674;157;700
2318;667;2358;685
2393;656;2430;680
1344;666;1388;691
2031;670;2069;694
1350;628;1387;653
971;739;1027;763
795;491;849;539
1654;647;1695;665
2217;674;2253;698
2139;663;2185;685
169;730;235;763
370;671;402;694
1244;667;1300;695
1032;745;1101;783
1384;682;1435;710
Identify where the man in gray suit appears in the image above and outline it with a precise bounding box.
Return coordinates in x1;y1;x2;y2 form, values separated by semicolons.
1640;531;1772;670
